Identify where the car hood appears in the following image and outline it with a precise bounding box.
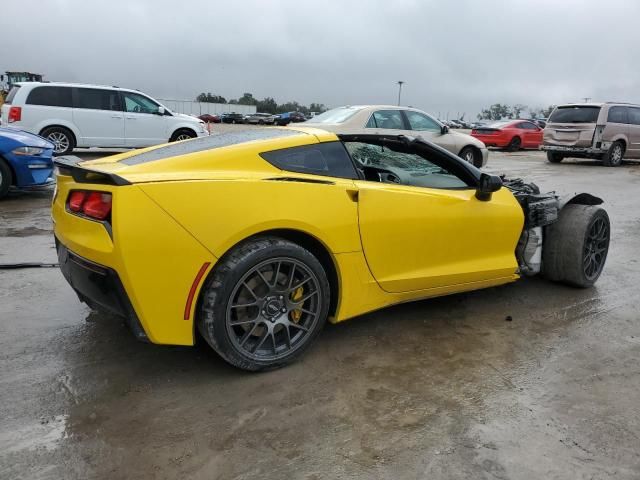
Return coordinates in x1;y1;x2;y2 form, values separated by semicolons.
177;113;202;123
0;127;53;149
449;130;487;147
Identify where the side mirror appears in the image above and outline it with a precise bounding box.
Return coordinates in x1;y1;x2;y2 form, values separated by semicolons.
441;125;449;135
156;106;165;115
476;173;502;201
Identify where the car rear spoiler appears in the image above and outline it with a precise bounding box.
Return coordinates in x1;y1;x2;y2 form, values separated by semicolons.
54;157;131;186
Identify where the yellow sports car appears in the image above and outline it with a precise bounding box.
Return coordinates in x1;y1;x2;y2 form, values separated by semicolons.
52;127;610;370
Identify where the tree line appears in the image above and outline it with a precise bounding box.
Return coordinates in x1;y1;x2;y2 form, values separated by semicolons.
196;92;327;115
477;104;556;121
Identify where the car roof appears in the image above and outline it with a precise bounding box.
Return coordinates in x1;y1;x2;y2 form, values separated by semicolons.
12;81;153;95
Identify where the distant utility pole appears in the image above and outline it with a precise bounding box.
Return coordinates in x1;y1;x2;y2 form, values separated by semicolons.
397;81;405;106
582;97;592;102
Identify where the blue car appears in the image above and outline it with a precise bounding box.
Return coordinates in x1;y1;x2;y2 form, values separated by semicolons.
0;127;54;199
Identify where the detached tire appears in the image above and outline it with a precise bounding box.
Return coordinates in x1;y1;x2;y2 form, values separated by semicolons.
0;159;12;199
547;151;564;163
198;237;330;371
602;141;624;167
543;204;610;288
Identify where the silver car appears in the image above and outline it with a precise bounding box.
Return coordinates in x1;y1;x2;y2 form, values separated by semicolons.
542;102;640;167
304;105;488;167
244;113;276;125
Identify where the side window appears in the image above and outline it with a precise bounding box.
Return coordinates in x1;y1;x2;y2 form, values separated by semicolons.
517;122;536;130
260;141;358;179
122;92;161;114
365;110;405;130
607;106;629;124
405;111;441;132
26;86;72;107
75;88;122;111
344;141;470;189
626;108;640;125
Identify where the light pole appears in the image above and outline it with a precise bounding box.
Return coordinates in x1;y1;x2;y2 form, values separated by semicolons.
397;81;404;106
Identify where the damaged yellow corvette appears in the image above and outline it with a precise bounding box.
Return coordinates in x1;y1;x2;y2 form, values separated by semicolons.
52;127;610;370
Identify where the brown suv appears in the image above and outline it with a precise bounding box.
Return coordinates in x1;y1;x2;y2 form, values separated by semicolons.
542;102;640;166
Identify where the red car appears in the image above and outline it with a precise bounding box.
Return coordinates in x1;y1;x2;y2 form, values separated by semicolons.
471;120;543;151
198;114;221;124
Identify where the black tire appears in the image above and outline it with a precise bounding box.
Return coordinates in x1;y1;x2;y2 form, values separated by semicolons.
507;136;522;152
543;205;610;288
40;126;75;155
546;151;564;163
602;141;624;167
170;129;196;142
459;146;482;168
0;159;13;199
198;236;330;371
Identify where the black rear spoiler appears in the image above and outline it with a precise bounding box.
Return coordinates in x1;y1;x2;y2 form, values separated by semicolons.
54;157;131;186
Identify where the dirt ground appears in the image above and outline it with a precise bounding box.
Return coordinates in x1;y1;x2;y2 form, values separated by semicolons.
1;133;640;479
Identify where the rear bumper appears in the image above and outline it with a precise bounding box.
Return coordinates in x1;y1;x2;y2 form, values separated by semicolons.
541;143;609;156
56;238;149;342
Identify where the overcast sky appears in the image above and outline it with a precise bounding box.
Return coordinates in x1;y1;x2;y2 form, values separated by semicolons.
4;0;640;118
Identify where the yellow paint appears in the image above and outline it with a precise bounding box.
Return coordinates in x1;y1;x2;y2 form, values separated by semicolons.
52;126;524;346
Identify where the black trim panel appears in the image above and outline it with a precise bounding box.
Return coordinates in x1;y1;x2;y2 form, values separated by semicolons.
56;239;148;342
54;158;131;186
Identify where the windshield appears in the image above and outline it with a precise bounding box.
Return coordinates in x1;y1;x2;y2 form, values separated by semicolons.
549;106;601;124
305;107;364;124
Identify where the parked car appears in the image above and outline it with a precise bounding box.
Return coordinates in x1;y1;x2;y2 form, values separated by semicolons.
0;126;54;199
542;103;640;166
274;111;306;126
533;118;547;129
198;114;220;124
303;105;488;167
244;113;276;125
471;120;543;151
221;112;245;124
52;127;609;370
0;82;208;155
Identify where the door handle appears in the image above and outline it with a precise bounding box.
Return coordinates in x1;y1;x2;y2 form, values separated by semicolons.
125;116;136;120
111;115;121;119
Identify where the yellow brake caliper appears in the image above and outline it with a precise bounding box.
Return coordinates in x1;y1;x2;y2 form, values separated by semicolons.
290;286;304;323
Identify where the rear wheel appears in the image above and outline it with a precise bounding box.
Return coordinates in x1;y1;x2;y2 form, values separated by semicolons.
546;151;564;163
603;141;624;167
543;205;610;288
41;126;74;155
0;159;12;199
507;136;522;152
459;146;482;167
198;237;330;371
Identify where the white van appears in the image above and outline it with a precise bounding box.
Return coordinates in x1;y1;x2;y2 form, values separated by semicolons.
0;82;208;154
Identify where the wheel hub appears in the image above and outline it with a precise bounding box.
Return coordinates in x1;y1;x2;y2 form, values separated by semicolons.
261;295;286;322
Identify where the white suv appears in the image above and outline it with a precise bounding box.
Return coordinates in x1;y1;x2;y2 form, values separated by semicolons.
0;82;208;154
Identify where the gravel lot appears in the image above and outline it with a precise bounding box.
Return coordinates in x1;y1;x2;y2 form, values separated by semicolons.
1;129;639;479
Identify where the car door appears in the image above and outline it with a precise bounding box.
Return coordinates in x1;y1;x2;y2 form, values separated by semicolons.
403;110;459;154
72;88;124;147
344;139;522;293
626;107;640;158
516;122;541;148
121;91;168;147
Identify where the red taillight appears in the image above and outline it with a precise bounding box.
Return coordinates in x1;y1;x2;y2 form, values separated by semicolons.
68;191;87;212
67;190;112;220
8;106;21;123
471;129;477;135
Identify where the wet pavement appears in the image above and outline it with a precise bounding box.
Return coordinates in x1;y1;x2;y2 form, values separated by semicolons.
1;148;640;479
